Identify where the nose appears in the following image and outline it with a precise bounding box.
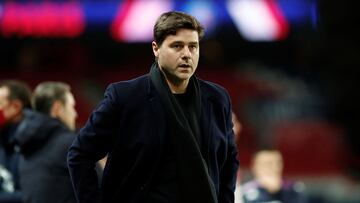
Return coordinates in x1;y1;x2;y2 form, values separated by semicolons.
181;46;191;58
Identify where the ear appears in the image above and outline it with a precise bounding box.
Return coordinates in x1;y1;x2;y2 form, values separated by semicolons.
50;100;63;119
152;41;159;58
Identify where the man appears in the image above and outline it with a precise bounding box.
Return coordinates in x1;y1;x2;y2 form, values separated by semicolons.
15;82;77;203
242;149;307;203
0;80;31;203
68;11;239;203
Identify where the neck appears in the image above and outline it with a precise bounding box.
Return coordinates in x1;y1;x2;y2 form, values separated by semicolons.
166;79;188;94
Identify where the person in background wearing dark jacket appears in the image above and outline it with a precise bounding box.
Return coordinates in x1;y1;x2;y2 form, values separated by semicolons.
0;80;31;203
15;82;77;203
241;149;307;203
68;11;239;203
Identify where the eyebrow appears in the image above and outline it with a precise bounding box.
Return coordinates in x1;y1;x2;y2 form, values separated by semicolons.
170;41;199;45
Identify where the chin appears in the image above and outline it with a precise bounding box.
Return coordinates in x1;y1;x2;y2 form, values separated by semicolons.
178;71;193;77
178;75;192;81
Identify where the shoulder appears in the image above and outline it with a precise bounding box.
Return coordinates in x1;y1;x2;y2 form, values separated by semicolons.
198;78;231;104
199;79;228;94
46;128;76;158
102;74;149;101
242;180;261;193
241;181;264;202
107;74;149;93
56;129;76;145
44;124;76;150
283;180;306;194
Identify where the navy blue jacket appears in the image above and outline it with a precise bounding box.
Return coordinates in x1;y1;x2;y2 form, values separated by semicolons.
15;110;76;203
68;73;239;203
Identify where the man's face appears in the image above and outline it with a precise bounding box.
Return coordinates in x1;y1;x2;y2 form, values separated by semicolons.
58;92;77;131
152;28;200;85
252;151;284;193
253;150;283;179
0;87;19;126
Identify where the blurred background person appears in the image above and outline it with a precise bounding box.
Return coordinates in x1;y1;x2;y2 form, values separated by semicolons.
241;148;307;203
232;111;242;146
0;80;31;203
232;111;244;203
14;82;77;203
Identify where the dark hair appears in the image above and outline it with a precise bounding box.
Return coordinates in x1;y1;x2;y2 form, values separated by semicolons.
0;80;32;109
153;11;205;46
32;82;71;115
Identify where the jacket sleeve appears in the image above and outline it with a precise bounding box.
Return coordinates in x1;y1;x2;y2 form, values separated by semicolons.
67;84;121;203
219;91;239;203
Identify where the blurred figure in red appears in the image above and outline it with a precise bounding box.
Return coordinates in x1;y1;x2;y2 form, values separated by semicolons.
0;79;31;203
242;149;307;203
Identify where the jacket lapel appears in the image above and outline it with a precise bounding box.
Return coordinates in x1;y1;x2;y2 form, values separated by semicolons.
200;90;212;164
147;75;166;148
